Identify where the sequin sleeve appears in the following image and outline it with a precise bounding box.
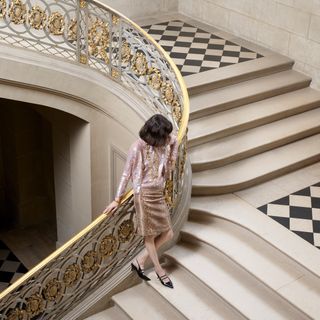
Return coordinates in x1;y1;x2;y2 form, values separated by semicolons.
163;131;179;179
115;141;139;200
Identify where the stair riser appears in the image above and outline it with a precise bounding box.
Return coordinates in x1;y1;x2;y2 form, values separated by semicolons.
192;154;320;196
190;79;311;121
191;125;320;172
188;61;294;96
179;230;313;319
188;100;320;148
163;254;249;320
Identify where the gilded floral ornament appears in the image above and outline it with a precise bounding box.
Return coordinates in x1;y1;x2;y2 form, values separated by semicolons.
63;263;81;287
172;99;182;125
80;54;88;64
9;0;26;24
131;52;148;76
121;40;131;63
43;278;62;302
68;19;77;42
111;68;120;79
28;5;47;30
0;0;7;18
26;293;44;317
99;234;117;257
165;178;174;207
6;308;27;320
112;14;119;25
81;250;99;273
147;68;163;90
88;18;110;59
80;0;87;8
161;82;175;105
118;219;134;243
48;12;65;35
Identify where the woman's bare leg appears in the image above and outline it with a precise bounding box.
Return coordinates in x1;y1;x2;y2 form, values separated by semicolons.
136;229;173;269
143;235;164;274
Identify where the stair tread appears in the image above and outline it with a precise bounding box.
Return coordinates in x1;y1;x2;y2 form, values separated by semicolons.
112;283;186;320
190;70;310;117
185;54;293;93
182;217;320;319
192;133;320;188
189;87;320;143
146;263;245;320
85;305;130;320
166;242;308;320
190;107;320;168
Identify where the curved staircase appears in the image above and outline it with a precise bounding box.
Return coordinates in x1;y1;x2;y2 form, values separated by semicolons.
85;21;320;320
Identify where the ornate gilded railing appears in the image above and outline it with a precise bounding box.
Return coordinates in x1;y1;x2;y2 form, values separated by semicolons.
0;0;189;319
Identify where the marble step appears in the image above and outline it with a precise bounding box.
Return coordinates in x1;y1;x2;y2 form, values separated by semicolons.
181;214;320;319
85;305;130;320
165;242;309;320
189;70;311;121
145;262;245;320
188;87;320;148
192;133;320;195
112;282;186;320
190;106;320;171
186;54;294;95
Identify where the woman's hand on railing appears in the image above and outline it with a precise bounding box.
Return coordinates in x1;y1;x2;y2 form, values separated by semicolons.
103;200;119;214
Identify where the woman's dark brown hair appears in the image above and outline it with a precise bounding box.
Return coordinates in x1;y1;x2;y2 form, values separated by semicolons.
139;114;173;147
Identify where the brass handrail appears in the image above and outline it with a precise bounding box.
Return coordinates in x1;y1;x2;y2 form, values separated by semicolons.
0;0;189;317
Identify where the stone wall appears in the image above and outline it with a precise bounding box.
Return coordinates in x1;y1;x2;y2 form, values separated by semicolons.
179;0;320;89
100;0;178;19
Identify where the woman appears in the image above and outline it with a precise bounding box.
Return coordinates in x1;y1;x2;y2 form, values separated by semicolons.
104;114;179;289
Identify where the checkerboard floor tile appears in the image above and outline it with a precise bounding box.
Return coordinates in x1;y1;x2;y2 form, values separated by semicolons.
0;240;28;291
142;20;263;76
258;182;320;249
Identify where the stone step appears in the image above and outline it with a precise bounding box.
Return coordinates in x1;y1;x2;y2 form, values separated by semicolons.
145;262;245;320
166;242;309;320
181;214;320;319
190;106;320;171
192;133;320;195
84;305;130;320
188;87;320;148
112;282;186;320
186;54;294;95
189;70;311;121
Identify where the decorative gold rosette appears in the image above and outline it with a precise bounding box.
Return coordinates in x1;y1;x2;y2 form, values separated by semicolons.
0;0;7;18
6;308;27;320
147;68;163;90
63;263;81;287
99;234;117;257
9;0;26;24
43;278;62;302
161;82;175;105
81;250;99;273
118;219;134;243
88;18;110;60
26;293;44;317
131;52;148;76
112;14;119;25
28;5;46;30
48;12;65;35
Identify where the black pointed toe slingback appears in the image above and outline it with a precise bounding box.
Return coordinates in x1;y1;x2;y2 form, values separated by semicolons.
131;260;151;281
156;272;174;289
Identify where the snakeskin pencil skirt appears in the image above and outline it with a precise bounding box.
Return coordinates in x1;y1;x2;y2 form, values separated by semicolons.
133;185;172;236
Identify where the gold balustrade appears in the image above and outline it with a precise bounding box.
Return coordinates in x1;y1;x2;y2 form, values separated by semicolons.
0;0;189;318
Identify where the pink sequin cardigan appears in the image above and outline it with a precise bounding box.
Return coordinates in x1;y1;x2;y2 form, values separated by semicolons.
115;131;179;200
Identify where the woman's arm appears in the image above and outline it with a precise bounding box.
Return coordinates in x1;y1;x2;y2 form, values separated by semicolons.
115;141;138;201
163;131;179;179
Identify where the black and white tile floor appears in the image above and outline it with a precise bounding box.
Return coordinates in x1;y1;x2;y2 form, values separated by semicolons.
258;182;320;249
143;20;263;76
0;240;28;291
